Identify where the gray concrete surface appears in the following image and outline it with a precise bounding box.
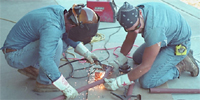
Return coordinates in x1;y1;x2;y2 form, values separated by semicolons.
0;0;200;100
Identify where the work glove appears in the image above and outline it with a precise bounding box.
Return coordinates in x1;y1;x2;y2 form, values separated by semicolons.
75;42;98;64
53;75;78;100
104;74;134;91
109;52;128;68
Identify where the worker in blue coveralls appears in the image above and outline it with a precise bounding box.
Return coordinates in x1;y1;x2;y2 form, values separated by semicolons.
1;4;100;99
104;2;199;90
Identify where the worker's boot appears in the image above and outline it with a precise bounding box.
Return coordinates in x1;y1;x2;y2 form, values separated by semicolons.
33;81;59;92
18;66;39;80
176;50;199;77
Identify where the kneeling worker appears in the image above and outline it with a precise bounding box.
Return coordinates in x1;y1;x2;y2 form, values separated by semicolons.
1;4;100;99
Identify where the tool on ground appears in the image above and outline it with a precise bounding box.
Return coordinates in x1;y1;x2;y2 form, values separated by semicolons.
51;64;113;100
87;0;117;22
119;62;131;74
149;88;200;94
110;83;141;100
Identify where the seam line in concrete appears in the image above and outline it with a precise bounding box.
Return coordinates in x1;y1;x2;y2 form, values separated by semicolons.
161;0;200;20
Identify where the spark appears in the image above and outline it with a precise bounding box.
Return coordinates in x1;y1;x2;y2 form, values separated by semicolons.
95;71;105;81
98;84;105;89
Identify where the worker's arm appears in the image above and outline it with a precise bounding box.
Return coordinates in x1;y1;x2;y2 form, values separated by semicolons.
128;42;161;81
62;33;80;48
108;32;137;68
104;42;161;91
120;32;138;55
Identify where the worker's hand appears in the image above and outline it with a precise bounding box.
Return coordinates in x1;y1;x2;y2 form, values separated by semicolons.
104;74;134;91
63;84;78;100
75;42;99;64
83;51;99;64
109;52;127;68
53;75;78;100
104;78;119;90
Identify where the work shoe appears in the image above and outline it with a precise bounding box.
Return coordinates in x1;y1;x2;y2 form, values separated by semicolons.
18;66;39;80
33;82;59;92
176;50;199;77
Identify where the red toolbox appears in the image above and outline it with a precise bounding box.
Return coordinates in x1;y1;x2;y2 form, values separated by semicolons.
87;0;117;22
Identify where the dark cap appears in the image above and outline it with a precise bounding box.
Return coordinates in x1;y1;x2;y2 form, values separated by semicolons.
117;2;139;29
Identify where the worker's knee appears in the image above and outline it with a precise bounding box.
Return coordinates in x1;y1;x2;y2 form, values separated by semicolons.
132;54;142;64
139;77;157;89
132;43;147;64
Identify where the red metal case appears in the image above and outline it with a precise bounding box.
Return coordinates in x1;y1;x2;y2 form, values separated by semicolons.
87;0;116;22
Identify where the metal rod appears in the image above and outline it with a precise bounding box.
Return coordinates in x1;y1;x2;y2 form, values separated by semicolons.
149;88;200;94
77;66;112;93
51;67;113;100
127;83;135;100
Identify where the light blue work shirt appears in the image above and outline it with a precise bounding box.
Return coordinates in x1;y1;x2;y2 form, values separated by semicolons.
139;2;191;47
1;5;79;81
132;2;192;88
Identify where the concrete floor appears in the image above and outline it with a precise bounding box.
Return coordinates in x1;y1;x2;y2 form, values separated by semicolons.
0;0;200;100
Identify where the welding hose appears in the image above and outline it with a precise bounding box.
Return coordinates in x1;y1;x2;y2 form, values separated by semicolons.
62;44;139;64
51;66;113;100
